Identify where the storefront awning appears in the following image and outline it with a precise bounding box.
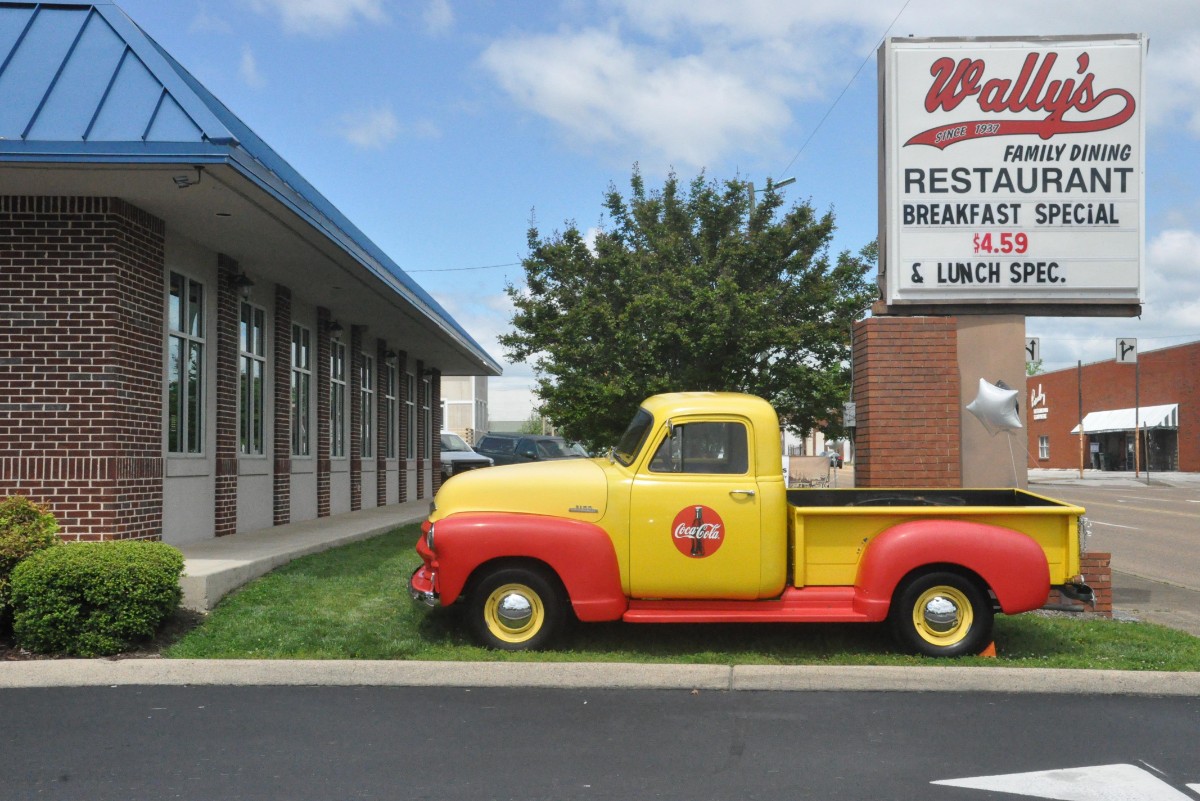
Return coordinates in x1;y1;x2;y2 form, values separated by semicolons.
1071;404;1179;435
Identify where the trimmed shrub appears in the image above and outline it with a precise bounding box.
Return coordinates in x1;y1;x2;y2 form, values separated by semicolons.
10;540;184;657
0;495;60;633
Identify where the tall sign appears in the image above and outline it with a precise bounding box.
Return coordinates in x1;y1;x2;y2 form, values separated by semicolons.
879;35;1146;315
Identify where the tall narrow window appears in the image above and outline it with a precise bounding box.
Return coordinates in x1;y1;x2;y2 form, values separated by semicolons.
1039;435;1050;460
385;361;398;459
360;354;375;459
422;374;432;459
239;302;267;455
330;341;347;458
291;324;311;456
405;371;416;460
167;272;205;454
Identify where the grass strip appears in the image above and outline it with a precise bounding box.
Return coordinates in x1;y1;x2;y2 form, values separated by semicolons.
167;525;1200;670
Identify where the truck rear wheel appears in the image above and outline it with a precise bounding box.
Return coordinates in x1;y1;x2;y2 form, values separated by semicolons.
890;571;994;658
468;565;566;651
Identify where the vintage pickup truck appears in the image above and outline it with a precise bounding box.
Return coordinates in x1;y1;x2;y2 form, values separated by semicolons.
410;392;1092;657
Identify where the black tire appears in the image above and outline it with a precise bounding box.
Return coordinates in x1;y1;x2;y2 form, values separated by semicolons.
889;570;994;658
467;565;566;651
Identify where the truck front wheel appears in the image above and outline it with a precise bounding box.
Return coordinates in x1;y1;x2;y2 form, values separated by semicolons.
890;571;994;658
468;565;566;650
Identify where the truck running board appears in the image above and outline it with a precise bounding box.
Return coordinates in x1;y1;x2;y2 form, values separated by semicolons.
622;586;887;624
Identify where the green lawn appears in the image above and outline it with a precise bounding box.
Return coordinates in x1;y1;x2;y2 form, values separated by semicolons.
167;526;1200;670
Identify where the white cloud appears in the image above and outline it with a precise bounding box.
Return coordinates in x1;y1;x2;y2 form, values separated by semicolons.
481;28;790;168
481;0;1200;169
424;0;454;35
338;107;400;150
250;0;386;35
239;45;266;89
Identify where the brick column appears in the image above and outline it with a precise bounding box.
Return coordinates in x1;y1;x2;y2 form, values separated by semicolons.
377;340;389;507
349;325;364;512
416;359;426;500
851;316;960;488
214;255;240;536
397;350;409;503
0;197;166;540
273;284;292;526
430;368;443;495
1045;551;1113;617
316;307;332;518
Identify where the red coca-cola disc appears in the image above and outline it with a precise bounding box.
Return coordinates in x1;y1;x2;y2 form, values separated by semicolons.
670;505;725;558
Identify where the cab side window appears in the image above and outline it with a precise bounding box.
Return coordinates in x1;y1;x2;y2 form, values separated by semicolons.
648;421;748;475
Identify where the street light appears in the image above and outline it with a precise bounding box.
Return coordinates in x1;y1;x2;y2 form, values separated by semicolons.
748;176;796;214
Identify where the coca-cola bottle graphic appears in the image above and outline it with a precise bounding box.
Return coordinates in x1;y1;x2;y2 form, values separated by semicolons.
690;505;704;557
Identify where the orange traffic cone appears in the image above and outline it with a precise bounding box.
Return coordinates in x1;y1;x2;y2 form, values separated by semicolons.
979;641;997;658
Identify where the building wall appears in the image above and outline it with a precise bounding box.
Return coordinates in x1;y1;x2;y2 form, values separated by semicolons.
1;196;444;541
1027;341;1200;471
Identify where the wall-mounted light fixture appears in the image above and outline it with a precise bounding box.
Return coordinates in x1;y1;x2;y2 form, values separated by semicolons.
385;349;398;362
329;320;344;338
172;167;204;189
231;271;254;300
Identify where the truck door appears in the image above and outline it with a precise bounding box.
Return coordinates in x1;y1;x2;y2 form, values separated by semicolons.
628;418;762;600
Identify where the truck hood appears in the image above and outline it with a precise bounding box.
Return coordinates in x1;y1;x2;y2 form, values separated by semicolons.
431;457;609;522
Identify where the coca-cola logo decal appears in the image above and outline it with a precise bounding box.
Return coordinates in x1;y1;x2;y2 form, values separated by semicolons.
671;505;725;559
905;51;1135;150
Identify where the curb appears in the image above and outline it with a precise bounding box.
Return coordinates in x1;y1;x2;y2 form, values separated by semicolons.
3;660;1199;695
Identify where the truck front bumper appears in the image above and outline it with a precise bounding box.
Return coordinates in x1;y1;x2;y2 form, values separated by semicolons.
409;564;439;607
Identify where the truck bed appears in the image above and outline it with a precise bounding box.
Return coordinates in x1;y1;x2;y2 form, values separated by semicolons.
787;488;1074;508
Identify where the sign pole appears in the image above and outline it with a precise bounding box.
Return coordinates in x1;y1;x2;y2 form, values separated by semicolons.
1077;360;1084;478
1134;359;1140;476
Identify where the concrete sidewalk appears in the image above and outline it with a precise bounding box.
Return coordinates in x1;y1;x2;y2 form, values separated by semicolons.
176;500;429;611
2;659;1199;695
1029;467;1200;488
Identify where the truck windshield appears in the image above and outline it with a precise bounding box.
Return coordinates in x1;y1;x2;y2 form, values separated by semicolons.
613;408;653;467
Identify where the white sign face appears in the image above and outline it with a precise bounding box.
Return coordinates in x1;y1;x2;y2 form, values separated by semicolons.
881;35;1146;308
1116;337;1137;363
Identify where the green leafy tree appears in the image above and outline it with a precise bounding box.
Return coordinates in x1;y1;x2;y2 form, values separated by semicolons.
1026;358;1044;376
500;168;877;451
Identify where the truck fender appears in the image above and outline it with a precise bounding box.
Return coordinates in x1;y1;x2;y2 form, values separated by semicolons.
430;512;627;622
856;520;1051;615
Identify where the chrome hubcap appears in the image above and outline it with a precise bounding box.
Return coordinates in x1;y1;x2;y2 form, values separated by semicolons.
922;595;960;633
496;592;534;629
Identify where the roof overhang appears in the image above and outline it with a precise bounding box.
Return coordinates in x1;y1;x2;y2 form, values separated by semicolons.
0;1;500;376
1071;404;1179;435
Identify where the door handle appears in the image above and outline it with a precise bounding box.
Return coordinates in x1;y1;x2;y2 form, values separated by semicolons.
729;489;756;498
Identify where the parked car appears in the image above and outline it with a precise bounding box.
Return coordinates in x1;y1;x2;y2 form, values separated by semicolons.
820;449;844;468
439;432;493;480
473;433;589;466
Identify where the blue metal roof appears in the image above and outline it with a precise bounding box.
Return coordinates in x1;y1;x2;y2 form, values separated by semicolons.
0;0;499;374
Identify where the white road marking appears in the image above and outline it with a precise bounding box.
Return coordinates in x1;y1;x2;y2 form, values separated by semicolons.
932;763;1193;800
1091;521;1142;530
1186;784;1200;795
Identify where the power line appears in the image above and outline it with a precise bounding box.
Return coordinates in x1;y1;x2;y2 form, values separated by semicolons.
407;261;521;273
779;0;914;176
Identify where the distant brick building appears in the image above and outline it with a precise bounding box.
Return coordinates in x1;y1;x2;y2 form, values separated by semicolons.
0;2;500;543
1026;341;1197;472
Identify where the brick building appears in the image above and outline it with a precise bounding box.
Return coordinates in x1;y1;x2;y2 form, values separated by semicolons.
1027;341;1197;472
0;2;500;544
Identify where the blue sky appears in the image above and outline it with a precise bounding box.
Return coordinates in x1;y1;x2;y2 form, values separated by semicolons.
112;0;1200;419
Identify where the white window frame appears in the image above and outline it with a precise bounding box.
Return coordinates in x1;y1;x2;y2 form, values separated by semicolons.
1038;435;1050;460
166;271;205;455
291;324;311;457
422;374;432;459
360;353;375;459
385;361;398;459
238;301;267;457
330;341;347;458
405;371;416;460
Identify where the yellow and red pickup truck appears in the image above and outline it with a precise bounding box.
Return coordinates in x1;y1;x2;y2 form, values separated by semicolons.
410;392;1092;657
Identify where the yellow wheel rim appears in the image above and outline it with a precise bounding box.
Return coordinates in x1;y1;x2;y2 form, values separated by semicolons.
483;583;545;644
911;585;973;647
